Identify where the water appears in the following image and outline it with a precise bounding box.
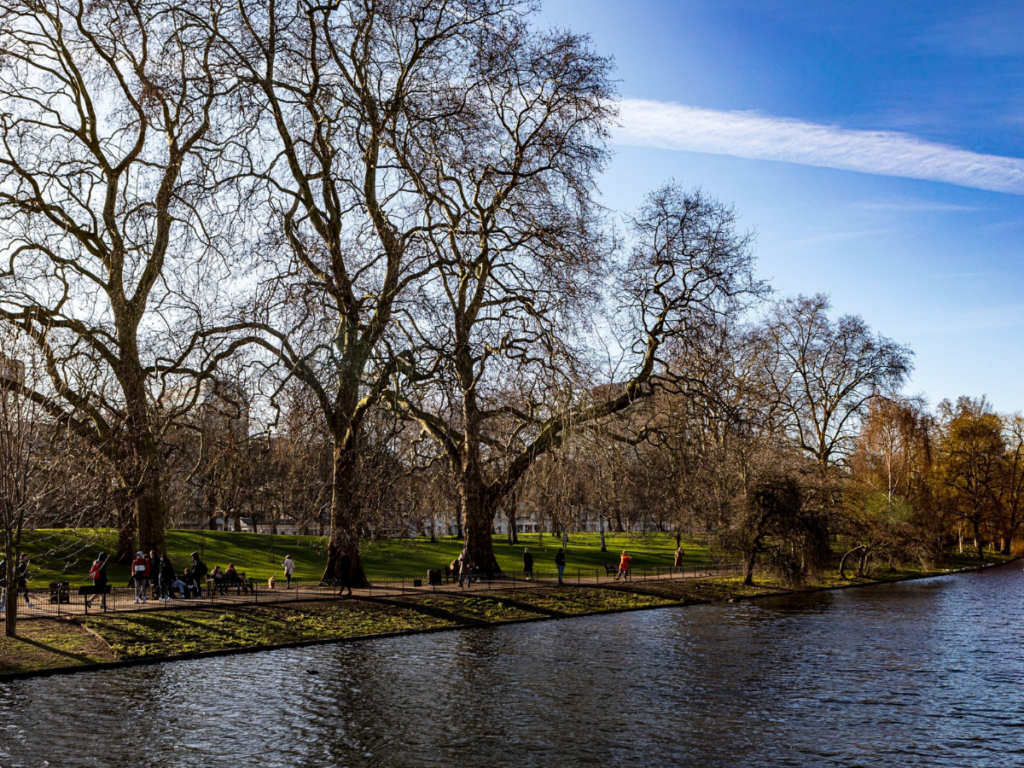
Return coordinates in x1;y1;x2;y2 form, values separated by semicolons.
2;563;1022;767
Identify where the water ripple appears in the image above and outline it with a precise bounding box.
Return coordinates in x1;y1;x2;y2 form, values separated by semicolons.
1;564;1022;767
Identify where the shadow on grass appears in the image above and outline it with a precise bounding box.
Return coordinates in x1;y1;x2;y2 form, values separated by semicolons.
9;636;98;665
366;594;560;624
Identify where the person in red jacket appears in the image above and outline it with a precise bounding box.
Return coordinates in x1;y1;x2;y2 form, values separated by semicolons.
614;551;633;582
131;551;150;604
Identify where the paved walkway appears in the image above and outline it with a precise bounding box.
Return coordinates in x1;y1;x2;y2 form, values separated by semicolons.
10;563;741;620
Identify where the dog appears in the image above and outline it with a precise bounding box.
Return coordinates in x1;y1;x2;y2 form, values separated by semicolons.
267;576;276;590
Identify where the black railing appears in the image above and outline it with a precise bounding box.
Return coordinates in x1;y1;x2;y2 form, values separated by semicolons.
6;559;744;620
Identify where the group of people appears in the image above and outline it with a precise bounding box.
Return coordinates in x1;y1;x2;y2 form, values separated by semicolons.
450;544;669;587
123;550;211;603
521;546;568;585
78;550;266;610
0;553;33;614
448;544;571;588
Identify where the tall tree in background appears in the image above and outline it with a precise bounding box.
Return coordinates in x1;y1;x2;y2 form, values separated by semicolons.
998;415;1024;554
935;396;1004;560
0;0;238;558
843;395;935;575
756;295;913;474
218;0;527;584
393;183;760;570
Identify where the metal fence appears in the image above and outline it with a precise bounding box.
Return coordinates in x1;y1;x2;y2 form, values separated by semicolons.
6;559;744;621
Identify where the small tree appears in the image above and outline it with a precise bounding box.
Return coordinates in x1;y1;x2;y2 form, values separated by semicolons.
1;337;61;636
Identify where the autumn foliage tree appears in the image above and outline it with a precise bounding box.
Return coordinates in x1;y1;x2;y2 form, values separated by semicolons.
935;397;1005;560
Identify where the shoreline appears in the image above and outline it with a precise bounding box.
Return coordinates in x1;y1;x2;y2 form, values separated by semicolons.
2;557;1017;683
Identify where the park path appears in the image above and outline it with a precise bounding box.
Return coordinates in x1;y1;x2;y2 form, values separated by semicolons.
11;561;742;621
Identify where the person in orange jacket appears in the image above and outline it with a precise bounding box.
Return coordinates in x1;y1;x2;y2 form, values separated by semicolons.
614;550;633;582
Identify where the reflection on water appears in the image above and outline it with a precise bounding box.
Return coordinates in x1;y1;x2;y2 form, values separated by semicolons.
2;563;1023;767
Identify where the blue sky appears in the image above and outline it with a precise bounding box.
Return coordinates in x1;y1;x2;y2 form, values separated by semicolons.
540;0;1024;412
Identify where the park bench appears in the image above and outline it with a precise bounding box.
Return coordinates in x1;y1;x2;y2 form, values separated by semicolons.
79;584;111;614
603;562;619;576
208;572;254;596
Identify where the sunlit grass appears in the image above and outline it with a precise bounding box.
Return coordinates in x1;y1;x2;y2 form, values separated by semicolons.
19;529;709;585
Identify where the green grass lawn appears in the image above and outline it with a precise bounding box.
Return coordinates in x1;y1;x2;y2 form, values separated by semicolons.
18;529;710;586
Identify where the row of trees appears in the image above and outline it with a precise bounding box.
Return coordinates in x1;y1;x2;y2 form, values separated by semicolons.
0;0;1013;614
0;0;760;584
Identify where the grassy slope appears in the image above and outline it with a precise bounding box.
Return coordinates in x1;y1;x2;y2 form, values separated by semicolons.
19;529;709;586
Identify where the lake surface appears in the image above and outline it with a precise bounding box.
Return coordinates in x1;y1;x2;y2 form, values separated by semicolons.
2;562;1022;767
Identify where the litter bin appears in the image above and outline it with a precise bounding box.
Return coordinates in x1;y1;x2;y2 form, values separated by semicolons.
427;569;442;586
48;581;70;604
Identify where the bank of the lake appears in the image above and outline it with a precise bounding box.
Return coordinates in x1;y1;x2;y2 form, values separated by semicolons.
3;552;1012;680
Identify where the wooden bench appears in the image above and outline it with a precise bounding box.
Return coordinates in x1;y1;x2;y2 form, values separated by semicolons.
208;572;253;595
78;584;111;613
603;562;619;576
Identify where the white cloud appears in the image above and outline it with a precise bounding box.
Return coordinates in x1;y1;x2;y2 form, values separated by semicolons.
615;99;1024;195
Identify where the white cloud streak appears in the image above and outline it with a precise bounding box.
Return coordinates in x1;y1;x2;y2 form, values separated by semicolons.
615;99;1024;195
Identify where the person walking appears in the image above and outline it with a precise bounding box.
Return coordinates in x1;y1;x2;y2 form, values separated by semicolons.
457;547;474;588
282;554;296;589
522;547;534;580
158;554;177;601
0;556;29;612
614;550;632;582
674;546;684;572
16;553;33;608
86;552;109;611
554;547;566;585
131;551;150;604
337;552;353;596
147;550;159;600
190;552;207;598
0;557;6;614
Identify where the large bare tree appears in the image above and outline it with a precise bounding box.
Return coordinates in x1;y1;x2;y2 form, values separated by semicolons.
212;0;537;583
0;0;239;557
392;182;761;570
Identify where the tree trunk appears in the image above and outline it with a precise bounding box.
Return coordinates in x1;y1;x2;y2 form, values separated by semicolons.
119;354;167;554
973;516;984;560
115;524;135;565
321;444;367;586
743;550;757;586
459;479;499;574
464;506;499;574
857;549;870;577
3;549;16;638
839;545;865;580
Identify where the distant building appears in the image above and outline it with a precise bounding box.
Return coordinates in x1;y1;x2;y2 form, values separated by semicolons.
202;516;304;535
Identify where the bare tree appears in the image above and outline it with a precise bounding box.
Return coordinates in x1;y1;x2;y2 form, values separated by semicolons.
213;0;535;583
755;295;913;474
1;336;59;635
392;180;761;570
0;0;241;558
